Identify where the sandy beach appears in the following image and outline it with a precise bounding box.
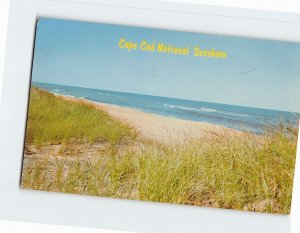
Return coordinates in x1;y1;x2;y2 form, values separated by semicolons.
60;94;239;143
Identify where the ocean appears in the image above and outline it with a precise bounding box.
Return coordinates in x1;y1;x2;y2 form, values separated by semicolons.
32;82;299;134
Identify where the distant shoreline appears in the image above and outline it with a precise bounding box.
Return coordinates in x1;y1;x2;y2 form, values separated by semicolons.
54;92;241;143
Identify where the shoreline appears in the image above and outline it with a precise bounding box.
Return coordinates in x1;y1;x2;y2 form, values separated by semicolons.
55;93;241;143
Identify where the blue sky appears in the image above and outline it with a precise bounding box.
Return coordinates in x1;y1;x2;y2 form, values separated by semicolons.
32;18;300;112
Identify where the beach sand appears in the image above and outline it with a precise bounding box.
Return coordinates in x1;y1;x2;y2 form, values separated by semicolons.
60;95;240;143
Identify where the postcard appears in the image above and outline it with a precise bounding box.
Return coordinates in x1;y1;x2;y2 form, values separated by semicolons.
21;18;300;214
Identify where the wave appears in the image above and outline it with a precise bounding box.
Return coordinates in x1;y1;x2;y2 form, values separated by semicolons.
164;104;217;112
163;104;249;117
163;104;215;112
201;107;217;112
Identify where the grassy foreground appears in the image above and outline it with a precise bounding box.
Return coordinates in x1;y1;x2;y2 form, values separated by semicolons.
22;87;297;214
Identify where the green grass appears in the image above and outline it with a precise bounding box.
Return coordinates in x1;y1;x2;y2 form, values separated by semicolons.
22;88;298;214
25;87;136;147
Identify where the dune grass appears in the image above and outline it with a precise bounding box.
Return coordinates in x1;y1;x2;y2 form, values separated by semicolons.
25;87;136;147
22;88;298;214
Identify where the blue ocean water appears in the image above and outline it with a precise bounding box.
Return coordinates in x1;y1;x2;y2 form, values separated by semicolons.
32;82;299;134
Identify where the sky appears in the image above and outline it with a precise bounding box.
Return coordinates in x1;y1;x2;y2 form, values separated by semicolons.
32;18;300;112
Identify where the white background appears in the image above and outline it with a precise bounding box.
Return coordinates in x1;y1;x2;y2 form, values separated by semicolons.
1;0;300;233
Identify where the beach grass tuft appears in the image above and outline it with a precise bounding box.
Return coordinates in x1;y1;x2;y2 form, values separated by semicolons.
25;87;136;147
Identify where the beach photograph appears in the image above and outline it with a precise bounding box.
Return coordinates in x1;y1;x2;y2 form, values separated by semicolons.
21;18;300;214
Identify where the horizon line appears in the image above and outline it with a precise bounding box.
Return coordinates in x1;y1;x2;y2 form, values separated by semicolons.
31;80;300;114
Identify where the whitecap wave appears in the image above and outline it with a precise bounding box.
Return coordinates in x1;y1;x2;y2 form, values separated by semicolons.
163;104;249;117
201;107;217;112
164;104;176;108
164;104;216;113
